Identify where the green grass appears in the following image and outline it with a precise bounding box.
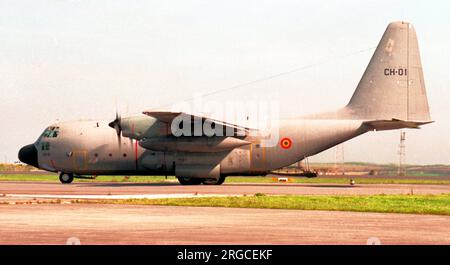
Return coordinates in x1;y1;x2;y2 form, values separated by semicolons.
225;177;450;185
0;174;58;182
405;172;447;177
0;174;177;183
89;194;450;215
1;174;450;185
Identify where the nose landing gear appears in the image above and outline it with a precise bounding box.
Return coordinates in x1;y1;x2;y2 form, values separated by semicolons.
59;173;74;184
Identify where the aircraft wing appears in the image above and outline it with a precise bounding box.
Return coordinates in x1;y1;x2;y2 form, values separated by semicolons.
142;110;257;136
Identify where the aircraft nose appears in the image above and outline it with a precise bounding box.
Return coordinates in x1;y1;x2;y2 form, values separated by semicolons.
18;144;39;168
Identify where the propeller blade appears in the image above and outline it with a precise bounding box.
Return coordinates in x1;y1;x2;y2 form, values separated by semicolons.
108;109;122;150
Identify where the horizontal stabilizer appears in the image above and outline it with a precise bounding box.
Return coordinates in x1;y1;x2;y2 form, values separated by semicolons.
363;119;433;131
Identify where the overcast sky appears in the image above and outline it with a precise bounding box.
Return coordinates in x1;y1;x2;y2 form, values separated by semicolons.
1;0;449;165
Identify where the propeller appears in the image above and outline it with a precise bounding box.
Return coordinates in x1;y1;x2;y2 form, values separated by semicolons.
108;110;122;149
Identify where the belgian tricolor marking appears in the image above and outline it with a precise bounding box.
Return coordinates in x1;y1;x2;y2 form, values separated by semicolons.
280;137;292;149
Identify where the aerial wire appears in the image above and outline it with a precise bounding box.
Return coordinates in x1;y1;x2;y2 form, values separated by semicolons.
106;46;376;119
149;46;376;111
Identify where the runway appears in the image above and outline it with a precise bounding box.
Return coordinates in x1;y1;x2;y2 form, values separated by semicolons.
0;204;449;245
0;181;449;200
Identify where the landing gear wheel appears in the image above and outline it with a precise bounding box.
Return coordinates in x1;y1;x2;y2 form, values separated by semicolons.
202;175;226;185
59;173;74;184
177;177;203;185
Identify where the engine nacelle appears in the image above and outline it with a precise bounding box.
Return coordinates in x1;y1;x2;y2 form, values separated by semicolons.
120;116;169;140
139;136;250;153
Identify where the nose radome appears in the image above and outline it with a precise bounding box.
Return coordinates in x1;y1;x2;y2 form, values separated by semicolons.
18;144;39;168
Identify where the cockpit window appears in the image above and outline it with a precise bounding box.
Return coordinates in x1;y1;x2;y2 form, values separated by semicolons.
42;126;60;138
41;142;50;151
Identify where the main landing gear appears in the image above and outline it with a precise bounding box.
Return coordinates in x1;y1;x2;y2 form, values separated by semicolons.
59;172;74;184
177;175;226;185
176;177;203;185
201;175;226;185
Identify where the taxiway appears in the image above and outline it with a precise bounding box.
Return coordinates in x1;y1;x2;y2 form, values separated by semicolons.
0;204;449;244
0;181;448;245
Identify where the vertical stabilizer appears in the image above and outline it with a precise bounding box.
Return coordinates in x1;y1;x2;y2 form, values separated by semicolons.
347;21;431;122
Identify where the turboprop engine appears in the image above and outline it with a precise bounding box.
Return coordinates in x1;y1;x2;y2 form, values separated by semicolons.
139;136;250;153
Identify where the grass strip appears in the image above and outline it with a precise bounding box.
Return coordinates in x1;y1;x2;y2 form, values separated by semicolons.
79;194;450;216
1;174;450;185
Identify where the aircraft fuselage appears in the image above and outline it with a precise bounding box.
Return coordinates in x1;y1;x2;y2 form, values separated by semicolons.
23;116;367;177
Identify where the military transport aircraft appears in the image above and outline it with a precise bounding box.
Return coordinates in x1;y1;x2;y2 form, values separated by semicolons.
19;22;432;185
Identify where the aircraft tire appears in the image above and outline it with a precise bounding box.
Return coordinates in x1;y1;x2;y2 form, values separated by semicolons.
177;177;203;185
59;172;74;184
201;175;226;185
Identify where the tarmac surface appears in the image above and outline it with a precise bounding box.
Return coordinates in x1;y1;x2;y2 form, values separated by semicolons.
0;181;449;245
0;181;449;199
0;204;449;245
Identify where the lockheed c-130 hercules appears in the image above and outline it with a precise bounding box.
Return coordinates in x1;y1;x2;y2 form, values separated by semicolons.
19;22;432;185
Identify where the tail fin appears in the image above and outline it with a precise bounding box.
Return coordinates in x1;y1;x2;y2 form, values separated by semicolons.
347;21;431;122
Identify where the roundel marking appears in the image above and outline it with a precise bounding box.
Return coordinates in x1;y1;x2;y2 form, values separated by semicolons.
280;137;292;149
